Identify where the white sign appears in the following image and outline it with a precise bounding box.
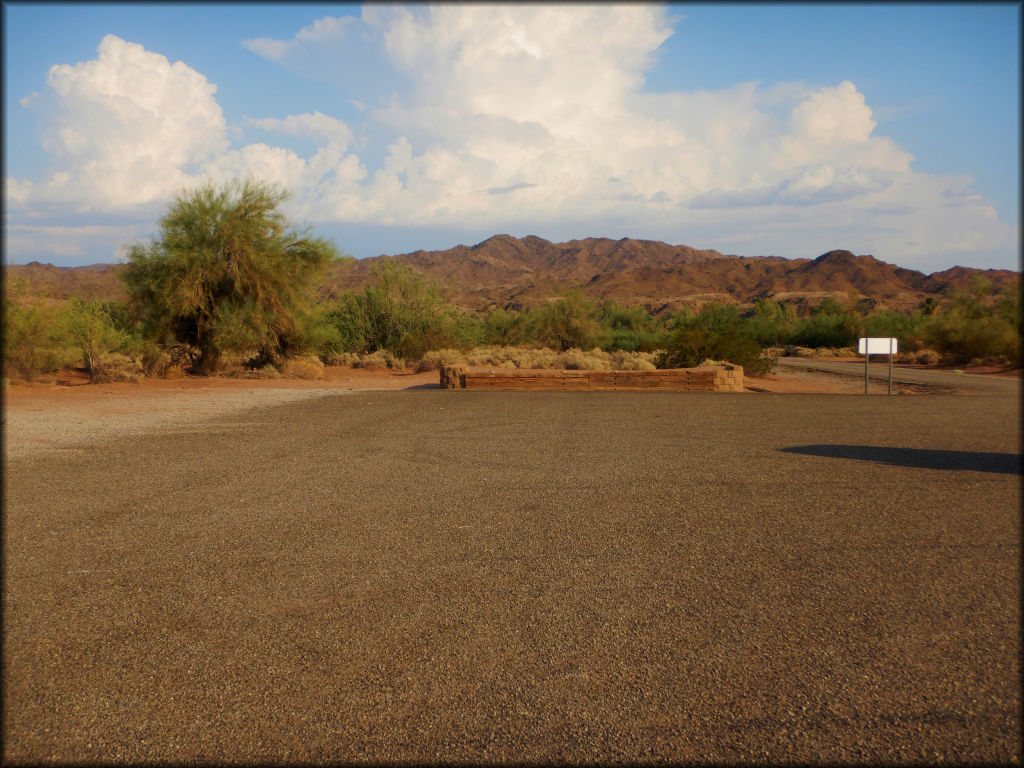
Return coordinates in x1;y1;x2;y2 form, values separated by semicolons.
858;337;898;355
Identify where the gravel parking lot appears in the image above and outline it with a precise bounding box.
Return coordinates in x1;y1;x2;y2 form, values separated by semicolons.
3;390;1020;763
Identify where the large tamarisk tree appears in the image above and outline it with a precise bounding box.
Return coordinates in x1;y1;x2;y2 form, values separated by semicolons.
122;180;338;374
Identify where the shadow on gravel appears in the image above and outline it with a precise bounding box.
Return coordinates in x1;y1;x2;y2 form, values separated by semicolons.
780;445;1023;475
403;383;442;390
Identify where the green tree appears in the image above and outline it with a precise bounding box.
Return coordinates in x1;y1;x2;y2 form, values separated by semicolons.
745;298;799;347
923;284;1021;364
62;299;131;383
324;262;460;358
787;297;861;348
658;301;773;374
596;301;665;351
529;289;607;351
658;324;772;375
692;301;744;334
2;294;77;381
479;308;528;346
121;180;337;374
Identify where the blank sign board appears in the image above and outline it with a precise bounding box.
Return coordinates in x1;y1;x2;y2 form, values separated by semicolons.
858;337;898;354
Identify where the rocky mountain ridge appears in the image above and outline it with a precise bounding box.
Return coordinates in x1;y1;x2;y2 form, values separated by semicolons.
7;234;1019;314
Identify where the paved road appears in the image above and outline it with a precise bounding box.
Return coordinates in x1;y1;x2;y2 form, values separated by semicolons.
777;357;1021;394
4;391;1020;763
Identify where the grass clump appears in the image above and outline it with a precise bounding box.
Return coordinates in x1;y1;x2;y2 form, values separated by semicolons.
257;364;281;379
415;348;467;372
354;349;407;370
89;352;143;384
280;356;324;379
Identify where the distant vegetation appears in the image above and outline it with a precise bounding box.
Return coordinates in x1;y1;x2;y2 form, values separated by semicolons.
3;181;1021;384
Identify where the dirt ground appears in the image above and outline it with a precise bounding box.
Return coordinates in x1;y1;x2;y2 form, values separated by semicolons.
2;361;962;408
4;365;439;401
0;362;998;460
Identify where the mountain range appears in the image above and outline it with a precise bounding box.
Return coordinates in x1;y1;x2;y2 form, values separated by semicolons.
6;234;1019;314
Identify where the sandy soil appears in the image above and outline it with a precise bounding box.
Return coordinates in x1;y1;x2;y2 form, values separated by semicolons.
2;367;437;460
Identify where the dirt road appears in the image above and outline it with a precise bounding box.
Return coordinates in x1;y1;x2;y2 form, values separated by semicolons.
3;388;1021;763
777;357;1021;394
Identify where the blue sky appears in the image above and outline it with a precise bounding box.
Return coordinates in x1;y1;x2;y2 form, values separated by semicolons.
3;2;1020;273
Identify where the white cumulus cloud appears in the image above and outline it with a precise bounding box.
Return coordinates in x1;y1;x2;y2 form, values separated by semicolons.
5;6;1017;271
9;35;228;210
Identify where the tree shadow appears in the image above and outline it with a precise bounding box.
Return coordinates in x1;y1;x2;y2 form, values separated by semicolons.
779;445;1022;475
403;383;442;390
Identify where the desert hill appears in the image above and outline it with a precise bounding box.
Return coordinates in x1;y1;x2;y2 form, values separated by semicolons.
322;236;1019;313
6;235;1019;314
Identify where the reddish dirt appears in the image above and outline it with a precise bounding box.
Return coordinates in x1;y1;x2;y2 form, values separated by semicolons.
743;370;866;394
1;366;854;419
3;367;440;411
6;360;1001;412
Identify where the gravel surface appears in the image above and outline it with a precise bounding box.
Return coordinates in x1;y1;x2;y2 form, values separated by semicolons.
3;386;348;460
3;390;1021;763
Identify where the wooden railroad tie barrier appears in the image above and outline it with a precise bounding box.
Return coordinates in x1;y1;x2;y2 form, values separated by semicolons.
440;365;744;392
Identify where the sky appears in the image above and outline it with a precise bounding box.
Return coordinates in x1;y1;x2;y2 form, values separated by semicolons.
3;2;1020;273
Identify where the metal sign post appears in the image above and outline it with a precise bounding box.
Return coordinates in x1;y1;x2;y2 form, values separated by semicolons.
858;338;898;395
888;346;893;395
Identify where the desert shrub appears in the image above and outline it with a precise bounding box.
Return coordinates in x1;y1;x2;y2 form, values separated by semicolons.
746;298;800;347
319;351;359;366
257;364;281;379
3;296;79;381
603;329;665;353
134;341;171;378
61;299;135;383
597;302;666;352
354;349;406;370
461;345;553;368
473;309;529;347
322;292;375;354
781;345;815;357
464;346;501;366
288;305;344;361
279;356;324;379
557;348;612;370
861;309;926;344
694;302;744;334
658;325;773;375
90;352;143;384
515;347;560;368
415;348;467;372
529;289;609;351
787;312;860;349
921;285;1021;364
914;349;940;365
608;349;658;370
460;344;645;370
324;262;461;358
